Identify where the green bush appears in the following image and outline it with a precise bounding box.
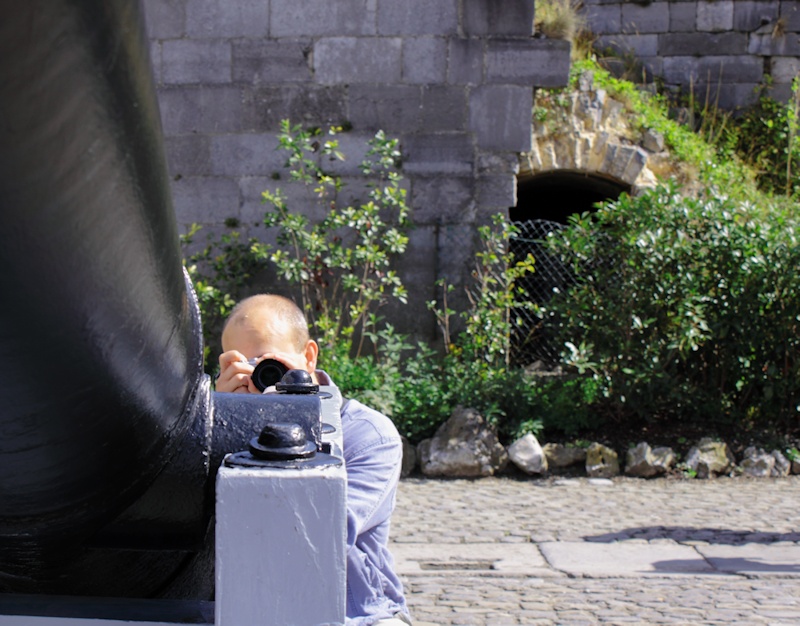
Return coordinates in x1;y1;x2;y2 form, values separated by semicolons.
540;181;800;436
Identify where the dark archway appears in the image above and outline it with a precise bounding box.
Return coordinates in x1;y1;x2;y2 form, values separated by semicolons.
511;170;631;224
509;171;630;365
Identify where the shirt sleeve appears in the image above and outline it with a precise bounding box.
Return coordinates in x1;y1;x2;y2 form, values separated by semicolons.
342;402;403;548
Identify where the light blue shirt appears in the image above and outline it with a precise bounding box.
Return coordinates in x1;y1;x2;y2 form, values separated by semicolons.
317;372;409;626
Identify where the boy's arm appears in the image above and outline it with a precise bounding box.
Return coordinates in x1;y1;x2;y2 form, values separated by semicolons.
342;412;403;547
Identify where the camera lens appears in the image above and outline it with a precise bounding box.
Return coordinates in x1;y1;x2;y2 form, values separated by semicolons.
251;358;289;392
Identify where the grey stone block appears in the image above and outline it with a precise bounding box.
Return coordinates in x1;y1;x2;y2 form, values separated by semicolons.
662;55;762;85
320;133;375;177
162;40;231;84
314;38;403;84
403;133;474;175
143;0;185;39
475;151;520;175
669;1;697;32
659;32;747;55
403;37;448;85
733;1;779;32
158;85;245;134
583;4;622;34
781;1;800;31
186;0;268;38
771;56;800;83
448;39;485;86
469;85;533;152
164;134;212;177
486;39;571;87
270;0;374;37
596;34;658;57
697;0;733;32
420;85;467;132
622;2;671;34
462;0;534;37
748;31;800;56
239;178;329;225
149;41;162;85
242;85;348;130
476;173;516;210
710;82;762;110
232;40;312;84
377;0;459;35
411;176;475;224
348;84;423;133
210;133;285;177
171;176;241;224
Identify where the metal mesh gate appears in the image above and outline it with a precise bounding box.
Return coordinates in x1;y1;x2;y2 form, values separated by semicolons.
509;219;575;366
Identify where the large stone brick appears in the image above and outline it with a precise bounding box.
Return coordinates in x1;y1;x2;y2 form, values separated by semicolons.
469;85;533;152
314;38;403;84
232;40;312;84
210;133;285;177
185;0;268;38
663;55;762;85
749;31;800;56
171;176;241;224
348;84;423;133
162;40;231;84
420;85;467;132
403;134;474;175
669;1;697;32
270;0;374;37
781;1;800;31
377;0;459;36
411;177;475;224
158;85;245;134
239;178;329;225
475;173;516;210
462;0;534;37
164;134;212;177
448;39;485;85
733;1;779;31
143;0;185;39
596;34;658;57
403;37;448;85
582;4;622;34
771;56;800;83
697;0;733;32
486;39;571;87
242;85;348;130
659;32;747;55
622;2;671;34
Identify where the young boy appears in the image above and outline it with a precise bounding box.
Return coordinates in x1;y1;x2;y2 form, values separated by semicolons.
216;294;411;626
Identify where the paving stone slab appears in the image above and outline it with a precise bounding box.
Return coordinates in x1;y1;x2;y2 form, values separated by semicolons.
539;541;718;577
696;544;800;577
391;542;555;577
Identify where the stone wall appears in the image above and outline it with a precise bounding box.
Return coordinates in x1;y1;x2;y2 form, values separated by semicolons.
583;0;800;108
143;0;570;339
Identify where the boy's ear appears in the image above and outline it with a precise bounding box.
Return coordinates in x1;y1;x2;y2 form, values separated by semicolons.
303;339;319;372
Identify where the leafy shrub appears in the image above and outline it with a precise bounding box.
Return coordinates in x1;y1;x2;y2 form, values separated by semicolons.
256;121;410;364
541;181;800;436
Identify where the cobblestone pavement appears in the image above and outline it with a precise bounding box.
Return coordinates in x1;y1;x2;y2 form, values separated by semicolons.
390;476;800;625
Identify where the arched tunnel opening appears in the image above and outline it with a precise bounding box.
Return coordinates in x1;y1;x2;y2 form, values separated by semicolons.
509;170;631;366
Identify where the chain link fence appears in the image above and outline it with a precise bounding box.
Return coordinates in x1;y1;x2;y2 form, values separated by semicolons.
510;219;575;367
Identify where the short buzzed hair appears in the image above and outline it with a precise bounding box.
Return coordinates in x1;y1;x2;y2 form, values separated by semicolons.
223;294;310;352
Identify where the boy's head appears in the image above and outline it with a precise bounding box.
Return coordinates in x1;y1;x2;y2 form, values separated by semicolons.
221;294;318;375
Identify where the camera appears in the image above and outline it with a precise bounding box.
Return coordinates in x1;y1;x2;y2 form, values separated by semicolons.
247;358;289;392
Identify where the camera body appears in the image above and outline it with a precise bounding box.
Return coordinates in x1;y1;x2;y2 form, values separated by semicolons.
247;358;289;392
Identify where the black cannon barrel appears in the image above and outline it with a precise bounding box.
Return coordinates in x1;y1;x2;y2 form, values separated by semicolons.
0;0;208;594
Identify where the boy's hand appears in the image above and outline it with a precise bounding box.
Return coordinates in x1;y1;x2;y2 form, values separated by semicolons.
216;350;259;394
